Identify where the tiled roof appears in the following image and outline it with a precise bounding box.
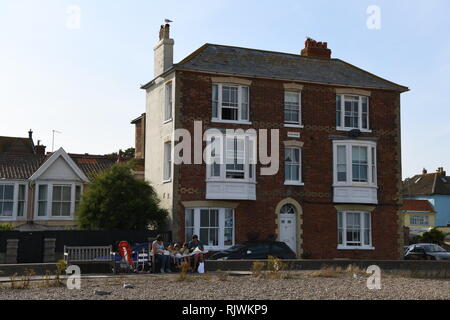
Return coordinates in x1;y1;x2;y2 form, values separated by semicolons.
403;173;450;196
68;154;117;180
0;153;46;179
0;136;34;154
150;43;408;92
401;200;435;212
0;152;116;181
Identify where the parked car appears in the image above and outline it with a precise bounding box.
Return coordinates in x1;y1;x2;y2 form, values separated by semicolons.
404;243;450;260
209;241;296;260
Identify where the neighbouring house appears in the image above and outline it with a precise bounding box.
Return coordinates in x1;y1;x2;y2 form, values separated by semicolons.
134;24;408;259
130;113;146;180
0;131;116;230
400;199;436;236
403;168;450;227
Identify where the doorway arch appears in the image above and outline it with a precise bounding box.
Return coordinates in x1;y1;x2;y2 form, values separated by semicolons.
275;198;303;256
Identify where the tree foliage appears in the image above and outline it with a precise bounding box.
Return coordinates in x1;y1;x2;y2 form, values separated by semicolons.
77;164;167;230
417;228;446;245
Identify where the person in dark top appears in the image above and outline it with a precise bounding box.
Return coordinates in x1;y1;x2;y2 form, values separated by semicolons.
188;235;205;271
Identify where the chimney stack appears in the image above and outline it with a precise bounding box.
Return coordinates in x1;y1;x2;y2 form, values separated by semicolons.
35;141;46;155
301;38;332;59
154;23;174;77
28;129;33;140
422;168;427;174
437;167;446;176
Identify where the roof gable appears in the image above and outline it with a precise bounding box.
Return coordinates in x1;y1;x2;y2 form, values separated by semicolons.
170;43;408;92
30;148;89;182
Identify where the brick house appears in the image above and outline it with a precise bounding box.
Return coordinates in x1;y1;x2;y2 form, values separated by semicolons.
0;131;116;230
135;24;408;259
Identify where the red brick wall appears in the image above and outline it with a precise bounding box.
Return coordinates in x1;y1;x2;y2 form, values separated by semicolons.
174;70;402;260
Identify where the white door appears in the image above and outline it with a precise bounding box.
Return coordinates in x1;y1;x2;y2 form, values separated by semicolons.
279;204;297;253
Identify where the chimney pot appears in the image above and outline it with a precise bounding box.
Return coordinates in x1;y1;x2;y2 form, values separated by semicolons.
28;129;33;139
422;168;427;174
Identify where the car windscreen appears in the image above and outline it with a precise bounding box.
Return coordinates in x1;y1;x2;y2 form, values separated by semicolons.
421;244;446;253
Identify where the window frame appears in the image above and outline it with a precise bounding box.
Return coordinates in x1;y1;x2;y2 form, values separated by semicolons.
337;211;373;250
333;140;377;187
163;141;172;183
284;91;302;126
164;82;173;123
205;133;256;183
410;215;430;226
284;147;303;186
0;181;28;221
184;208;235;250
34;182;83;220
336;94;370;132
51;184;72;217
212;84;251;124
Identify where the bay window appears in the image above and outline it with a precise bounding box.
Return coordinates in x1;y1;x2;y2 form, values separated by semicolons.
212;84;250;123
185;208;235;249
333;141;377;186
206;133;256;182
35;183;82;219
336;94;370;131
338;211;372;249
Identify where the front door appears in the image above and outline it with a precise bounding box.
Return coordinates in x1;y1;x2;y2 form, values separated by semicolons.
279;204;297;253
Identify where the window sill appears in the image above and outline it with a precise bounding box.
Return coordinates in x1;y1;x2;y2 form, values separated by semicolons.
333;183;378;188
284;124;304;128
284;181;304;186
34;217;75;221
211;119;252;125
336;127;372;133
163;118;173;124
162;179;172;184
206;179;256;184
337;245;375;251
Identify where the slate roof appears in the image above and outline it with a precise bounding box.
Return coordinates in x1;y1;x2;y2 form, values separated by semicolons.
401;199;435;213
143;43;408;92
0;152;116;180
403;173;450;196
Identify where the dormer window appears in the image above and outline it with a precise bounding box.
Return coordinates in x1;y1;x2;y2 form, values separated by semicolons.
212;84;250;123
336;95;370;131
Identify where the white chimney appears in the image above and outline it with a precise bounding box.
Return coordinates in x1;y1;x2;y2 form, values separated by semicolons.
154;24;174;77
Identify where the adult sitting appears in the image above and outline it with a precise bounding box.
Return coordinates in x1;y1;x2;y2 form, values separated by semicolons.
152;235;171;273
188;235;205;271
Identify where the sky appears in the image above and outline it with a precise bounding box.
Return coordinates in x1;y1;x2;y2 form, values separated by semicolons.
0;0;449;179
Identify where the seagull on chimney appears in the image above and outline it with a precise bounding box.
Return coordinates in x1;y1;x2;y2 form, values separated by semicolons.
165;19;173;24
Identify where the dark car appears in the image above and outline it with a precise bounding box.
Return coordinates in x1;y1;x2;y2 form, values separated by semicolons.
209;241;296;260
404;243;450;261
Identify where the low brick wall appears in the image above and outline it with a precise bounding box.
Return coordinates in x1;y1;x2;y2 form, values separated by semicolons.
205;259;450;276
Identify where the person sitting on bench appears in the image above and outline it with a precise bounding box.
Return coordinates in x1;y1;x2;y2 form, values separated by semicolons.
188;235;205;271
152;235;171;273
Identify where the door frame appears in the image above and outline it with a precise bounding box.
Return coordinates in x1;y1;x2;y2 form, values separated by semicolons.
275;198;303;257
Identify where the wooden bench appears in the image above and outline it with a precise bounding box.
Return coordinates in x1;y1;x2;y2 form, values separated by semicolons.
64;245;114;263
